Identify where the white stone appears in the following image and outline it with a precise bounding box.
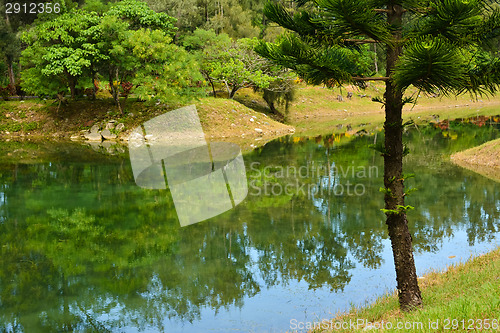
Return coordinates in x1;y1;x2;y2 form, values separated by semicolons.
84;131;102;142
115;123;125;132
101;129;117;140
90;124;100;133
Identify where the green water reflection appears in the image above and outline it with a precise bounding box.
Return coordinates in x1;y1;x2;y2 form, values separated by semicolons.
0;117;499;332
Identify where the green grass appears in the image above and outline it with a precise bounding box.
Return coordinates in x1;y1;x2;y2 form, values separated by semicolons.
311;247;500;332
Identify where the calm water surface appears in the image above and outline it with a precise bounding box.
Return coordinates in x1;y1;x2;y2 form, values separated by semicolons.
0;118;499;332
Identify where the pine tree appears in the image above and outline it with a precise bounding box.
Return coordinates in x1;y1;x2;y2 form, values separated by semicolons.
256;0;500;311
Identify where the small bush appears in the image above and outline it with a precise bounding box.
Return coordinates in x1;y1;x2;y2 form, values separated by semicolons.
23;122;39;131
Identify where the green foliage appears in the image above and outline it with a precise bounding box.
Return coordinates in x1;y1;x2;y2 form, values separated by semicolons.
20;9;102;97
0;122;22;132
146;0;261;38
256;33;374;88
125;29;203;103
106;0;177;34
18;0;200;108
186;29;292;99
256;0;500;96
379;187;394;197
393;36;469;94
381;205;415;215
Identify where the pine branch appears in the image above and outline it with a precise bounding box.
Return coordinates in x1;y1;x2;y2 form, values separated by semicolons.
353;76;389;81
342;39;378;44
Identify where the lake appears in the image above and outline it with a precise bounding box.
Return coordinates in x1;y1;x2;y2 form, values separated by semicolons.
1;116;499;332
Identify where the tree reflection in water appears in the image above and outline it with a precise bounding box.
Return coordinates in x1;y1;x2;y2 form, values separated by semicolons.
0;119;499;331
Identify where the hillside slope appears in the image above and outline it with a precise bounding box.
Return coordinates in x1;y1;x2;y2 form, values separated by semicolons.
451;138;500;182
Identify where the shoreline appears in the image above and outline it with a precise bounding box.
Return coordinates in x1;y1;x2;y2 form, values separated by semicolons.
310;246;500;332
450;138;500;182
1;85;500;146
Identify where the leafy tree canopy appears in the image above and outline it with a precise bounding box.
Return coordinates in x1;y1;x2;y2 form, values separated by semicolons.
19;0;201;109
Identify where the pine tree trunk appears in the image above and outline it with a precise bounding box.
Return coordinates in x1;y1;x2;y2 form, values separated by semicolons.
384;3;422;312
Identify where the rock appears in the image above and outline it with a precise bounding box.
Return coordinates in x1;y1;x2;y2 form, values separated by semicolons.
115;123;125;132
90;124;100;133
255;128;263;135
85;124;103;141
101;129;117;140
264;121;270;126
70;135;82;141
87;142;102;151
105;122;116;130
101;141;113;149
84;131;102;142
250;118;255;122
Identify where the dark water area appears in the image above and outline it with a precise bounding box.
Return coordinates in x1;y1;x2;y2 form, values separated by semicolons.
0;116;499;332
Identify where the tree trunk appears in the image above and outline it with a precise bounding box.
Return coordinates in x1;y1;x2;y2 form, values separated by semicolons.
384;3;422;312
91;69;97;100
67;73;76;99
6;57;16;95
223;80;231;97
4;14;16;95
109;69;123;115
208;77;217;97
229;85;238;99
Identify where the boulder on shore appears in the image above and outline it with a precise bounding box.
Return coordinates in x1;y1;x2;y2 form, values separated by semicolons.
101;129;117;140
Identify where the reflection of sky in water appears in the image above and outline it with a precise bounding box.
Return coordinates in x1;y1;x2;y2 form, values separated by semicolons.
0;187;6;222
149;229;498;333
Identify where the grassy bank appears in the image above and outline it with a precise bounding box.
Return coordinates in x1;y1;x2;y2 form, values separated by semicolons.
451;138;500;182
241;83;500;136
1;83;499;146
0;96;294;151
309;247;500;333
